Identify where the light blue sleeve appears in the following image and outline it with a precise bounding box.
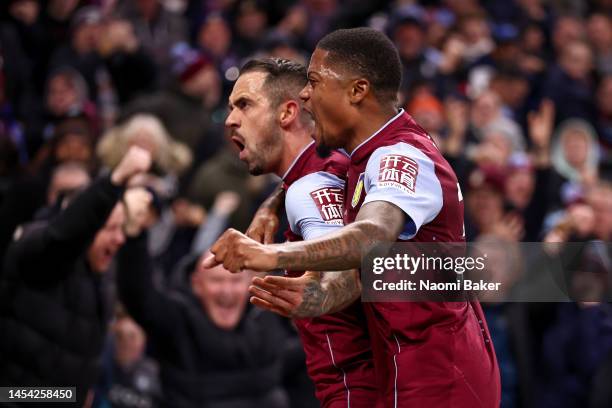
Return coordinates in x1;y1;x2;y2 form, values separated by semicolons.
362;142;443;239
285;172;346;240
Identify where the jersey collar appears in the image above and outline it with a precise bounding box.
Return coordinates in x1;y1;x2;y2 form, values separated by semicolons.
281;140;315;185
349;108;405;158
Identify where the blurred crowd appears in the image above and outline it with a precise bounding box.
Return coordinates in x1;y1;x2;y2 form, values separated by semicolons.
0;0;611;407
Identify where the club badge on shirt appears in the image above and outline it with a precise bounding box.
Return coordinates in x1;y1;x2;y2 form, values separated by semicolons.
310;187;344;225
378;154;418;194
351;172;365;208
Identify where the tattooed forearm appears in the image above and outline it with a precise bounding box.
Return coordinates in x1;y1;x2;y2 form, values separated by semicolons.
273;201;405;271
292;270;361;318
320;270;361;314
275;218;399;271
277;231;364;271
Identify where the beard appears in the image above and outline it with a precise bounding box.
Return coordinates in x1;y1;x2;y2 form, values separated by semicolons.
249;163;264;176
247;122;282;175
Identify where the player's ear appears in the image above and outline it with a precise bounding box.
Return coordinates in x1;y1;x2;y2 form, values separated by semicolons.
279;100;299;128
349;79;370;104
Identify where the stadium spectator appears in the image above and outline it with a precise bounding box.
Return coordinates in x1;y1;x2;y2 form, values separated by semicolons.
94;311;162;408
49;6;106;100
596;74;612;156
117;0;188;79
116;188;290;407
0;1;611;406
0;146;152;406
544;40;596;124
121;44;224;161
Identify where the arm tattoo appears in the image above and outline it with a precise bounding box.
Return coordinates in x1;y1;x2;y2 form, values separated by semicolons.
320;270;361;314
275;201;406;271
293;270;361;318
293;278;326;317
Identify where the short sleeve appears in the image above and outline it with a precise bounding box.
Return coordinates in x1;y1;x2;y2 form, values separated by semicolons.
285;172;345;240
362;142;443;239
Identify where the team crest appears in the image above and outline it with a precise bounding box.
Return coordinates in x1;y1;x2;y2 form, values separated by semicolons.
351;172;365;208
310;187;344;225
378;154;418;194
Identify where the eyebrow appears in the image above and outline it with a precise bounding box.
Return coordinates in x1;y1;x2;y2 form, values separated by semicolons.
228;96;250;110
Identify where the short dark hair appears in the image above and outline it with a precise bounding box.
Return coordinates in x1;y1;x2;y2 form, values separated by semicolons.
317;27;402;103
239;58;307;107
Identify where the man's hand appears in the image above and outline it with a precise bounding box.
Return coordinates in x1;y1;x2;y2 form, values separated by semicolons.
202;229;279;272
111;146;153;186
249;272;324;318
246;184;284;243
528;99;555;150
246;208;280;244
249;270;361;318
172;198;206;227
123;187;153;237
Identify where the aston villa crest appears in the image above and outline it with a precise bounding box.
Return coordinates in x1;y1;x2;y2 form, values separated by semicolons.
351;172;365;208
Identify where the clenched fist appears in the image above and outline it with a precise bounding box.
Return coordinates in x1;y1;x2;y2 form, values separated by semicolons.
111;146;153;186
202;228;279;273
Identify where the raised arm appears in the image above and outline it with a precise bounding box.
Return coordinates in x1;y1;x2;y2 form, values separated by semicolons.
16;147;151;281
118;188;183;338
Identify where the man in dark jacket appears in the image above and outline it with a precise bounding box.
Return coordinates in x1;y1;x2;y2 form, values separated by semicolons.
117;191;290;407
0;146;152;406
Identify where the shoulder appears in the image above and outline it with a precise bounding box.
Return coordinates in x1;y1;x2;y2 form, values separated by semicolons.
367;141;438;172
322;150;350;176
287;171;345;202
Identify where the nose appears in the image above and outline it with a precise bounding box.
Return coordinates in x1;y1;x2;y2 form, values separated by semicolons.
299;83;311;103
225;108;239;129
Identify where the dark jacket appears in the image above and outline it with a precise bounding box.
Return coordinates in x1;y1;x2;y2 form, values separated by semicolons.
537;303;612;408
117;235;289;408
0;176;123;406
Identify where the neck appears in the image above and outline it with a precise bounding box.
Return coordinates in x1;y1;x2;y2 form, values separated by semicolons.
346;104;399;154
275;128;313;178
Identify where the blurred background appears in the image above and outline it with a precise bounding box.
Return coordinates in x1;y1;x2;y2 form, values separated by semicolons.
0;0;611;407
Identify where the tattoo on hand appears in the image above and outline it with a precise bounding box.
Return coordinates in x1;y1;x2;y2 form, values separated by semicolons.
293;271;361;318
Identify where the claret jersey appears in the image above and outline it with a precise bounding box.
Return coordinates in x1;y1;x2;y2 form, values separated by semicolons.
281;141;378;408
344;110;501;408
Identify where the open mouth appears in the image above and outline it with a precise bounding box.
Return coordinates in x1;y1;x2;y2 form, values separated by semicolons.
216;299;239;310
104;247;116;261
231;135;245;151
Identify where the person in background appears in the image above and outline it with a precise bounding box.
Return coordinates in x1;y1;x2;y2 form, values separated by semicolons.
549;118;601;209
536;255;612;408
45;161;91;206
544;40;596;124
97;17;158;107
117;189;290;408
121;44;224;162
595;75;612;158
117;0;188;80
94;310;161;408
0;146;152;406
49;6;107;100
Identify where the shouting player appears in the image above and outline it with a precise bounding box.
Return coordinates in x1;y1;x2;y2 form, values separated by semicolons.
225;58;378;407
206;29;501;407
